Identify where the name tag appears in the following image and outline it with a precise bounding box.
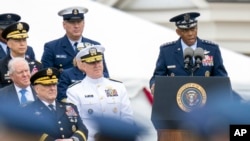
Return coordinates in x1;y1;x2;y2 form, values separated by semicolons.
56;55;67;58
167;65;176;69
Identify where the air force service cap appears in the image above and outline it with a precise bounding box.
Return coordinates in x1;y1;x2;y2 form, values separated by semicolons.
0;13;21;29
58;6;88;21
30;67;60;85
76;45;105;63
170;12;200;29
1;22;29;40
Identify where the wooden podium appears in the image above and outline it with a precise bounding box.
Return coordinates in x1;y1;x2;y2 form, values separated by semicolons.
151;76;233;141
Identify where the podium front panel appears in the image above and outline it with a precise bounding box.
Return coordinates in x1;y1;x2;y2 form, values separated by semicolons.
151;76;232;129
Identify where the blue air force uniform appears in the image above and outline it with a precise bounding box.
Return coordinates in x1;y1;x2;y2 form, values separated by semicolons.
149;12;228;88
149;37;227;87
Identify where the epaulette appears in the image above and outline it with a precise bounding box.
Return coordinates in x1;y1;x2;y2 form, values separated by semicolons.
68;80;82;88
160;41;176;47
60;98;68;103
58;100;75;106
109;78;123;83
201;39;218;46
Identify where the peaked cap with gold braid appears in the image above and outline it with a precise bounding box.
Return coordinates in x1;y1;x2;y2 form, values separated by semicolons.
30;67;60;85
76;45;105;63
1;22;29;40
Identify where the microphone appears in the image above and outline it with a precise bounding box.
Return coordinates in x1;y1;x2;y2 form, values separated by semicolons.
183;47;194;69
194;48;205;68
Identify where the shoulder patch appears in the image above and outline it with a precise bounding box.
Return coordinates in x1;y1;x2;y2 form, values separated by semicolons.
160;41;177;47
68;80;82;88
201;39;218;46
109;78;123;83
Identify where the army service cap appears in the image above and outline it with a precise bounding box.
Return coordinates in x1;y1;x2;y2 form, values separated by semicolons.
76;45;105;63
58;6;88;21
170;12;200;29
1;22;29;40
30;68;60;85
0;13;21;29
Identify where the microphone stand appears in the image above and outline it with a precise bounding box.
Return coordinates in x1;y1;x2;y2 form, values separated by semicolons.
191;59;202;76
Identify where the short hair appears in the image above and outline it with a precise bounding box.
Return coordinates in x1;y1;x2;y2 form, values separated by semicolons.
8;57;29;75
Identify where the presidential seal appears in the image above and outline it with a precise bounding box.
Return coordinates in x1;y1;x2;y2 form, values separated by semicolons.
176;83;207;112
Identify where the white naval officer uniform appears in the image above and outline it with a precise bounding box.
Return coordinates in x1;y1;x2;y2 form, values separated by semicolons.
66;76;134;141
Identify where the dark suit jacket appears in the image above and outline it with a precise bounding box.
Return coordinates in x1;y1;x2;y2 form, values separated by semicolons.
41;35;109;76
150;37;228;87
0;54;43;88
0;84;37;107
23;99;88;141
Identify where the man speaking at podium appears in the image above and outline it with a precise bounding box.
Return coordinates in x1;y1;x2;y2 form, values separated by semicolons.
149;12;228;94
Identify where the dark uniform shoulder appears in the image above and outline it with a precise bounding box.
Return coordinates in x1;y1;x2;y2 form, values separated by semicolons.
201;39;218;46
109;78;123;83
160;41;177;48
68;80;81;88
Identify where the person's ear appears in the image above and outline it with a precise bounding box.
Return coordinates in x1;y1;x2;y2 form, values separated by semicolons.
176;28;181;36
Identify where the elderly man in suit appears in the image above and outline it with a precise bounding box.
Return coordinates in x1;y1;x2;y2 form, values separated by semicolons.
0;57;37;106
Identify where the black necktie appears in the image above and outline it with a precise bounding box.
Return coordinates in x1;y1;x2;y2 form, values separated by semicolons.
48;104;56;114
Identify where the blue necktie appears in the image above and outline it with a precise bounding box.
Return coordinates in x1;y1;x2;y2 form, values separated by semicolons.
20;89;27;104
74;42;78;53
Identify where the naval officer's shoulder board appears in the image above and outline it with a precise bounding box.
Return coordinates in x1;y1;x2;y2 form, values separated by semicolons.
68;80;82;88
109;78;123;83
